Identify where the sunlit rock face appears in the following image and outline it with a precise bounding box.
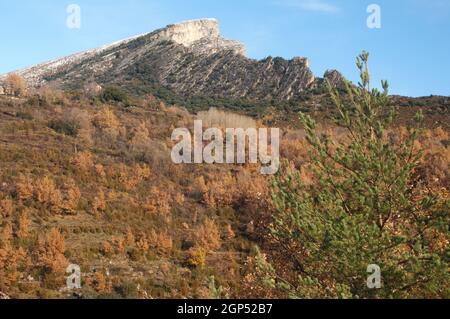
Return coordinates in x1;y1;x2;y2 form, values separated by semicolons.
159;19;221;46
155;19;246;56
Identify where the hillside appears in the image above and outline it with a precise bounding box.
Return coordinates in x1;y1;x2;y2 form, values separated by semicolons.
0;82;449;298
0;91;271;298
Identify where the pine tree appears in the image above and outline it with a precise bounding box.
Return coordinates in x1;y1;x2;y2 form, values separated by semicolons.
267;52;449;299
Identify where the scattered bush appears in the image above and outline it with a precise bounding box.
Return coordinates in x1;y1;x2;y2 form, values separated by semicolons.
48;119;79;137
99;86;130;106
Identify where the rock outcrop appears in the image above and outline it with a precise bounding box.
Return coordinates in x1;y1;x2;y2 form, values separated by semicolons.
154;19;246;56
324;69;346;89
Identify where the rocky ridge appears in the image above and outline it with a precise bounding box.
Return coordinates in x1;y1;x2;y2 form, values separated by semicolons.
1;19;330;102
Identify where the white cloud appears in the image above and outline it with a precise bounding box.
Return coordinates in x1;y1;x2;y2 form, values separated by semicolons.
274;0;340;14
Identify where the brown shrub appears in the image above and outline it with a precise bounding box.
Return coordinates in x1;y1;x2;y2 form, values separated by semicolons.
70;151;94;173
173;192;185;206
95;164;107;180
34;176;63;213
119;163;151;190
125;227;135;247
92;189;106;212
115;237;127;254
148;229;173;251
236;170;271;212
197;108;257;129
61;179;81;212
93;107;124;139
86;270;111;294
93;271;110;293
1;223;13;243
4;73;27;97
130;122;151;151
0;241;19;289
15;174;34;201
224;224;235;240
143;187;171;217
36;84;65;105
16;212;31;239
0;198;14;218
201;174;236;208
102;241;114;257
35;228;67;274
413;127;450;188
195;218;221;252
136;232;150;253
64;108;93;146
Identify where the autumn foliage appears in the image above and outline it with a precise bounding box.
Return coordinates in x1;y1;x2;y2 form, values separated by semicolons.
4;73;27;97
35;228;67;274
0;70;448;299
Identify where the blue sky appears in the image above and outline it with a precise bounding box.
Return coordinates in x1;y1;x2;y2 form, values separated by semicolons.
0;0;449;97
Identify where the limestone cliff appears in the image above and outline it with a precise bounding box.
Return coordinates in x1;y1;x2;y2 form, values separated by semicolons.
154;19;246;56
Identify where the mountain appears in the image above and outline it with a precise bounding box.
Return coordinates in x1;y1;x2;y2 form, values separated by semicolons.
0;19;342;104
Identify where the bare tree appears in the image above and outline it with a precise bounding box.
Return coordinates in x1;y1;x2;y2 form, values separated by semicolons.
5;73;27;97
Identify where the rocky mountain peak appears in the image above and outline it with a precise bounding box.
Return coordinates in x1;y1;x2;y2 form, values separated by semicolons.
157;19;220;46
154;18;246;56
0;19;330;103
